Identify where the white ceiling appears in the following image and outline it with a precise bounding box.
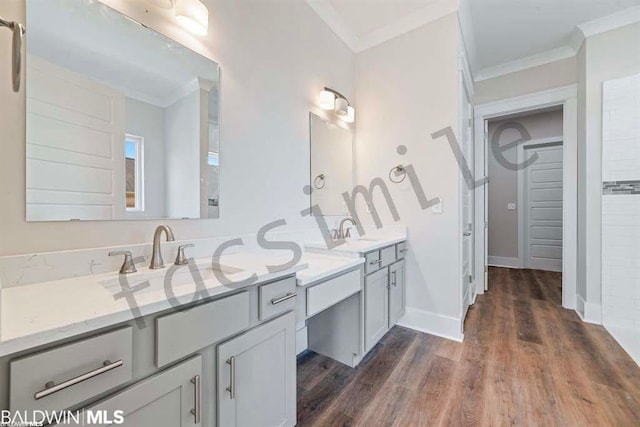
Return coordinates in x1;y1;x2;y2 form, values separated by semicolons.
307;0;640;80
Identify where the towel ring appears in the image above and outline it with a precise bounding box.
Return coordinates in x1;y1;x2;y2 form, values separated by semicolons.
389;165;406;184
313;174;326;189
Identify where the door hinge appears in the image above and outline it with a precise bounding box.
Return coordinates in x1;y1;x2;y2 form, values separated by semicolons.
468;275;473;283
484;266;488;273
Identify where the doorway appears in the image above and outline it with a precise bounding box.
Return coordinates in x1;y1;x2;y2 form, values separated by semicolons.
473;86;578;310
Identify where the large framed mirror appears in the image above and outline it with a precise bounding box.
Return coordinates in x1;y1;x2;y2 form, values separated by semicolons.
25;0;220;221
309;113;354;215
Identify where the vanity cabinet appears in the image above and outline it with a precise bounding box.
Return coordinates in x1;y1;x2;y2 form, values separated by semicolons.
54;356;203;427
363;243;407;353
2;275;299;427
217;311;296;427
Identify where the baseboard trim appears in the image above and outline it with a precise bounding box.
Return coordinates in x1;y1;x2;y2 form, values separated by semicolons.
488;256;520;269
397;307;464;342
576;295;602;325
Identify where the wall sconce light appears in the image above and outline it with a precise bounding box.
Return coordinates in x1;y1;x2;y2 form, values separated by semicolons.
151;0;208;35
318;87;355;123
174;0;209;35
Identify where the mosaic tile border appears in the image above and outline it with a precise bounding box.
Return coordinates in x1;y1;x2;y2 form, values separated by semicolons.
603;180;640;195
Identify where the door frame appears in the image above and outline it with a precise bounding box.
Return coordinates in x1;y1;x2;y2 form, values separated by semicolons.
473;85;578;310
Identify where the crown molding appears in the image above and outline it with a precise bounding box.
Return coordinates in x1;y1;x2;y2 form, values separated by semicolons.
578;5;640;38
305;0;358;51
306;0;459;54
356;0;459;52
474;45;576;82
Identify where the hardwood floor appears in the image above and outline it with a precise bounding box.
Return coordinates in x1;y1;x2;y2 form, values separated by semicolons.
296;267;640;426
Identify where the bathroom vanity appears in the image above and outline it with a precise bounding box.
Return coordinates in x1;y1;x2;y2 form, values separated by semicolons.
0;250;305;427
0;234;406;427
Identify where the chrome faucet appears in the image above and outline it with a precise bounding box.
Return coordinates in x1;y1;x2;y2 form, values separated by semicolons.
150;225;175;269
338;218;356;239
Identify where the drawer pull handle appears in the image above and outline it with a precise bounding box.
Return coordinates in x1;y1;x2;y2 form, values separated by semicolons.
369;260;382;266
190;375;201;424
400;249;408;254
226;356;236;399
271;293;297;305
391;271;397;287
34;359;124;400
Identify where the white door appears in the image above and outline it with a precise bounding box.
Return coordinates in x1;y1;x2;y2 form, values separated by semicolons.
524;143;563;272
460;76;475;305
217;312;296;427
26;55;126;221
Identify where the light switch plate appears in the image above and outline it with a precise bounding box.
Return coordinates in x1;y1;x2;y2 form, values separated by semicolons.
507;203;516;210
432;200;443;214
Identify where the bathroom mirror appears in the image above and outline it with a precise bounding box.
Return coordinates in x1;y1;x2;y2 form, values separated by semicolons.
309;113;354;215
25;0;220;221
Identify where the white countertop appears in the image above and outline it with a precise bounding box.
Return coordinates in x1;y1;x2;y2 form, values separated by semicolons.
0;251;307;357
304;233;407;254
296;253;364;287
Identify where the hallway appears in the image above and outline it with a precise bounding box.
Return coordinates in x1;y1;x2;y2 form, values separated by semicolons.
297;267;640;426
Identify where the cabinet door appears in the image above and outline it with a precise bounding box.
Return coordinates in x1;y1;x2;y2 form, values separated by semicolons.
56;356;202;427
364;268;389;352
217;311;296;427
389;259;406;327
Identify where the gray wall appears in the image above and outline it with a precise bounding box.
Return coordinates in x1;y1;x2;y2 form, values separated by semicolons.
488;109;563;262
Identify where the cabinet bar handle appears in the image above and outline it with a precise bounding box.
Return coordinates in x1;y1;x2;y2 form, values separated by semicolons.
226;356;236;399
190;375;201;424
392;271;397;287
34;359;123;400
271;293;297;305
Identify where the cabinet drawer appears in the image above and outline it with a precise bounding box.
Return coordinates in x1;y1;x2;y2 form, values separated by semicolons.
259;276;297;320
380;246;397;268
156;292;250;367
306;269;361;317
396;242;408;259
10;327;133;413
364;250;381;274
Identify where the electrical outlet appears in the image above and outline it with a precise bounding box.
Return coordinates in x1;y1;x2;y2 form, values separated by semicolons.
507;203;516;210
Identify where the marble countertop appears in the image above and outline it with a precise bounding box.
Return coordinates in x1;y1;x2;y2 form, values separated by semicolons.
304;233;407;254
0;251;308;357
296;252;364;287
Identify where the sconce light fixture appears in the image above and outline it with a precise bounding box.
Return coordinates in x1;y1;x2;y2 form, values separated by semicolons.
174;0;209;36
318;87;355;123
150;0;209;35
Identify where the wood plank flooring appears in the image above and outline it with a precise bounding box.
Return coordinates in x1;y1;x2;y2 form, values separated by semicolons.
296;267;640;426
